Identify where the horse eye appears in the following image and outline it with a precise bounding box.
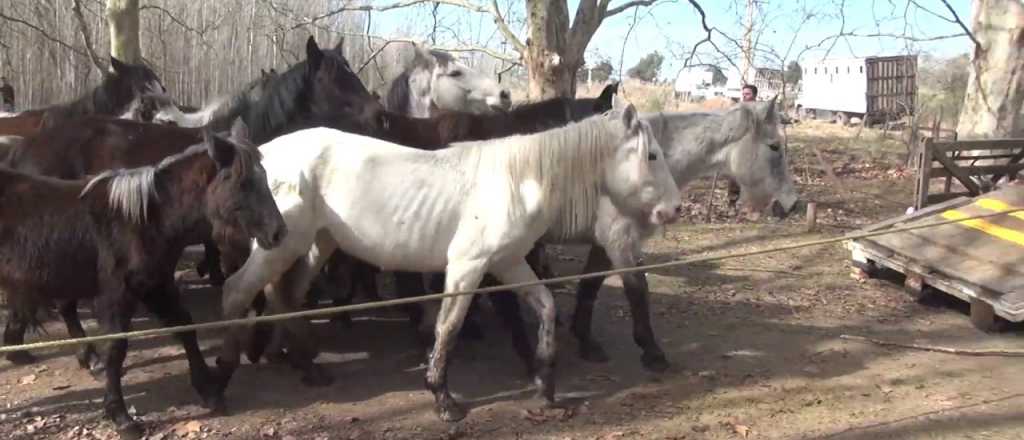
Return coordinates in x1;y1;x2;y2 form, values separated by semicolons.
449;70;463;78
768;143;781;152
647;153;657;161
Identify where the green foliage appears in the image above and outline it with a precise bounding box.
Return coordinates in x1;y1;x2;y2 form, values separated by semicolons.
577;60;614;83
917;53;969;126
627;51;664;82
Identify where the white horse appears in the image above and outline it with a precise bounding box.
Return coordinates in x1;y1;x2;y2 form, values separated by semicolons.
559;96;803;372
215;98;682;422
384;45;511;117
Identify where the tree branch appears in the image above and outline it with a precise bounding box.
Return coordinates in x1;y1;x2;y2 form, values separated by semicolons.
139;4;214;48
340;33;522;64
71;0;106;75
0;11;89;59
939;0;981;54
605;0;660;18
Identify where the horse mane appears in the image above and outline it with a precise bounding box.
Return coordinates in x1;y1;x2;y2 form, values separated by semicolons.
454;114;625;239
79;136;260;224
81;166;158;224
384;70;412;114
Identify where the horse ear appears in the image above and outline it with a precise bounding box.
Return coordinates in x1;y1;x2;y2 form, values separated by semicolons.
306;36;324;73
109;56;127;75
597;82;618;108
762;95;779;122
620;103;639;132
204;130;235;170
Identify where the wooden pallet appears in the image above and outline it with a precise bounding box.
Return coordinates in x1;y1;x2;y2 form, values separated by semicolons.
845;188;1024;331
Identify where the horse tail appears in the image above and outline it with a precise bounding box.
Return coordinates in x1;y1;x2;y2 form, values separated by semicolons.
384;71;411;114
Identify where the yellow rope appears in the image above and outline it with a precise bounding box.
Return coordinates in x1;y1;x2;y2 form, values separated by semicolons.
0;208;1018;354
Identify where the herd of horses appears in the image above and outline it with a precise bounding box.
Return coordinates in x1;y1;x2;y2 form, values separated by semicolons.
0;36;802;439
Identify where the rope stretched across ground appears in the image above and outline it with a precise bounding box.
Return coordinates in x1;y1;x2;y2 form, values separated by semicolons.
0;208;1019;355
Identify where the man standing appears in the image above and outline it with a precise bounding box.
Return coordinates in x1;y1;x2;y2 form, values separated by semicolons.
727;84;758;208
0;77;14;113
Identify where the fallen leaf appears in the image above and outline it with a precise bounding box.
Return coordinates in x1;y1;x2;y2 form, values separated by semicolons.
876;384;894;395
18;374;37;385
51;384;70;391
599;431;626;440
172;420;204;437
691;424;710;433
734;424;751;438
261;426;277;437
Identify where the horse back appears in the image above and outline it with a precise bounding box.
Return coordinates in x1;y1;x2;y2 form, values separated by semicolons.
13;116;201;179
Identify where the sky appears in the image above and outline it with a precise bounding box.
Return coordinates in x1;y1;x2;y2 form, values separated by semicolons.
367;0;974;80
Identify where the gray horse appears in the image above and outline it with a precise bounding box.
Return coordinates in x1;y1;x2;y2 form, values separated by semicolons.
563;96;803;372
384;45;511;117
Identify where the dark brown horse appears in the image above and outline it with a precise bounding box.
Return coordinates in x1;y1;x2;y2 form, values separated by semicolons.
1;36;384;370
0;56;168;138
0;129;285;440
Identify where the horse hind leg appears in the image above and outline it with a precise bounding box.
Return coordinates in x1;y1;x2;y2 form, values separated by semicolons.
3;312;36;365
57;300;103;376
425;260;486;422
490;259;558;405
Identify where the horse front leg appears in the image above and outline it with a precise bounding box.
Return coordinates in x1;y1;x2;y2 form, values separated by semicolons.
263;235;338;387
605;246;668;372
95;291;142;440
425;260;485;422
218;240;310;388
57;300;102;375
196;240;226;286
491;259;558;405
140;280;226;414
571;245;613;363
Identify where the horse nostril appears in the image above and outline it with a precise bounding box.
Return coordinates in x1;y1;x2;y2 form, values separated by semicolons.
499;90;510;100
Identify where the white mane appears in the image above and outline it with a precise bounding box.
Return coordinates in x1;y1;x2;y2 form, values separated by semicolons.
451;114;627;240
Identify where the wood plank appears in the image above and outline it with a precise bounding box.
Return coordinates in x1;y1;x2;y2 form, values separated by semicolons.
934;139;1024;152
933;154;1022;162
916;138;934;209
926;192;972;205
930;147;982;195
854;196;971;233
929;163;1024;178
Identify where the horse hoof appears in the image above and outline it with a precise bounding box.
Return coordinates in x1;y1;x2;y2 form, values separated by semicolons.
6;350;36;365
641;353;670;373
301;367;334;387
202;393;228;416
115;422;145;440
578;342;610;363
436;401;467;422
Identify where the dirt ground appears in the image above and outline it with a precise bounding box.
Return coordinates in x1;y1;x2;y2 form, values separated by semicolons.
3;121;1024;440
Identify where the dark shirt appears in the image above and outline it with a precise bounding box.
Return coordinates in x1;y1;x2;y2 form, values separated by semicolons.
1;84;14;105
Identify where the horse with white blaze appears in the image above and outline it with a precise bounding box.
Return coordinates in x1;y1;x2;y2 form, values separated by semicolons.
215;98;683;422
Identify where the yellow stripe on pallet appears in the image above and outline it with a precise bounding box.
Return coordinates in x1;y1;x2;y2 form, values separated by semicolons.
941;209;1024;247
974;198;1024;221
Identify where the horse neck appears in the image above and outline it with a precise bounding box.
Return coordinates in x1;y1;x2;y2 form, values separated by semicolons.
153;152;216;236
498;118;617;240
659;113;749;188
65;79;130;116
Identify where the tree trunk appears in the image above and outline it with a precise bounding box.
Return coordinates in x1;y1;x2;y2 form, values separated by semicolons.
106;0;141;64
956;0;1024;140
525;0;576;99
